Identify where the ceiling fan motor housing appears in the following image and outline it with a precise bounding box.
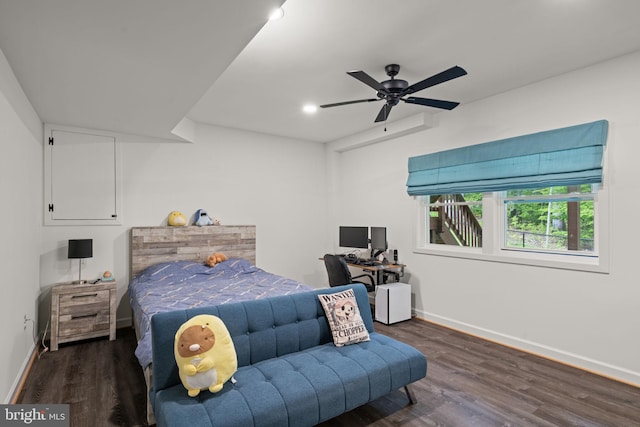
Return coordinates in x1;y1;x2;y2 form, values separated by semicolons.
382;78;408;93
382;63;408;94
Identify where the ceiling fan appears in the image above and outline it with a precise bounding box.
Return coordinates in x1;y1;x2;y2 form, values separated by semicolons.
319;64;467;123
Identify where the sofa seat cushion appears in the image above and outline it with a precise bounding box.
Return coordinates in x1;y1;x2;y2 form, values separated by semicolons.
153;332;427;427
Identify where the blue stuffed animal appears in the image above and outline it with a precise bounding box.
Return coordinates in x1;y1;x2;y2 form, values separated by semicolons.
194;209;213;226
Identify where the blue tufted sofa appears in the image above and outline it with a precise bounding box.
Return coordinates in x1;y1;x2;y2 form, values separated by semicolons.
150;284;427;427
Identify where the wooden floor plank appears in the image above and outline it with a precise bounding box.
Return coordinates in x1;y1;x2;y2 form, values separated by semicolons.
16;318;640;426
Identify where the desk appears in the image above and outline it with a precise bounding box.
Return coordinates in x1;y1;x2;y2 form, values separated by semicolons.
320;256;406;286
345;261;405;285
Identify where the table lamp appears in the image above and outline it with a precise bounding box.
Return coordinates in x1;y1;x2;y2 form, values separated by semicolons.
68;239;93;284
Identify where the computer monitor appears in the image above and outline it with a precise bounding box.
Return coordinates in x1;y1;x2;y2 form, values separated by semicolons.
370;226;387;256
339;226;368;249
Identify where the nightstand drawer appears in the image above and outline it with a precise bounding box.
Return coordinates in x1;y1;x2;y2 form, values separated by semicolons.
58;309;110;337
59;289;110;310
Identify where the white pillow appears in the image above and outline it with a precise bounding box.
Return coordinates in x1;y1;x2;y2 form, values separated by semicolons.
318;288;370;347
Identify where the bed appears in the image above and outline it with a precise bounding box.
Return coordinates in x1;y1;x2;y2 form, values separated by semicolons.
128;225;314;423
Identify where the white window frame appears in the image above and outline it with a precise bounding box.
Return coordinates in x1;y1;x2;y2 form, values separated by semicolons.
414;187;610;273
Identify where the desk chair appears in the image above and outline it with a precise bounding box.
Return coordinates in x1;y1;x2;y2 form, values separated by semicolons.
323;254;376;292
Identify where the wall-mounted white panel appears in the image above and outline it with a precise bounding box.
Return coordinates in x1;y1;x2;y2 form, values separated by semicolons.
44;125;122;225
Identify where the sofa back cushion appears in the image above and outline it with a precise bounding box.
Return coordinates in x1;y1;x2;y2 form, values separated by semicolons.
151;284;374;394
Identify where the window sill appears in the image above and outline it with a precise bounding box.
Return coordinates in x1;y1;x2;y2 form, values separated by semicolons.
413;246;609;274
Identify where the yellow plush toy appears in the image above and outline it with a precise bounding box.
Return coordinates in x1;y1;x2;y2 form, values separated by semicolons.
168;211;187;226
205;252;227;267
174;314;237;397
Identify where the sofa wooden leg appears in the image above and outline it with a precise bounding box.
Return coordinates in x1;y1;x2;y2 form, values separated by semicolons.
404;385;417;404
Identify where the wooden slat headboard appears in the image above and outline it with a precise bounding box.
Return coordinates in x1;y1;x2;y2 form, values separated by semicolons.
130;225;256;277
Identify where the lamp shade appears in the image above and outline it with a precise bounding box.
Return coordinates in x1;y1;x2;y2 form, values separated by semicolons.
68;239;93;259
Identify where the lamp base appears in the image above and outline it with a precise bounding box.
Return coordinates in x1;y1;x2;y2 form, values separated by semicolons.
72;280;87;285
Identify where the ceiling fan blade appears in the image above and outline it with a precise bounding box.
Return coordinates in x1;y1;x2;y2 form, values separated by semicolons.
403;96;460;110
374;103;394;122
347;70;388;93
319;98;380;109
402;65;467;96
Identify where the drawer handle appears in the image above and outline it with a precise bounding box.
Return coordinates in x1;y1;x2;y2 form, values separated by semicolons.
71;294;98;299
71;313;98;320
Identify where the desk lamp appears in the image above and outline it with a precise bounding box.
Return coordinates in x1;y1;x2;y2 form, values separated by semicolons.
68;239;93;284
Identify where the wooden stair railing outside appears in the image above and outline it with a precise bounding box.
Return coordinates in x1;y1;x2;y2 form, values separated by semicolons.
430;194;482;247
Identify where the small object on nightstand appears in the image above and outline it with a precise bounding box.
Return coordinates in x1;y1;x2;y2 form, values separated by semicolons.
50;280;117;351
102;270;114;281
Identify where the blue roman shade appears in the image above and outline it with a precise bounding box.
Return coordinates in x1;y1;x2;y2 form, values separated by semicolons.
406;120;608;196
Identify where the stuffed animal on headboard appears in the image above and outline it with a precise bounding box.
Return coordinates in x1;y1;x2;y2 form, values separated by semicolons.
174;314;237;397
168;211;187;227
194;209;213;226
193;209;221;226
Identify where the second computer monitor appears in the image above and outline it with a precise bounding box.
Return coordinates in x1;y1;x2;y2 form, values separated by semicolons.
370;226;387;251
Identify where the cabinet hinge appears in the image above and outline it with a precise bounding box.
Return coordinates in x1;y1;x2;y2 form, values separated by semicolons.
48;204;54;212
48;137;54;145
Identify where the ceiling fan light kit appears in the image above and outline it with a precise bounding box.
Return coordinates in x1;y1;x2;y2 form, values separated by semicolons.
320;63;467;123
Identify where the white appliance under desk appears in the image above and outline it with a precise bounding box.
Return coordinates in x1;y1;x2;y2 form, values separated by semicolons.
375;283;411;325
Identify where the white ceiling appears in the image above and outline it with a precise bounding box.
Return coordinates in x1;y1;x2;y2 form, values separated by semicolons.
0;0;285;140
2;0;640;143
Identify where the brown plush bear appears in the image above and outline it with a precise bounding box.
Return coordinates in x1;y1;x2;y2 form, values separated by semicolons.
205;252;228;267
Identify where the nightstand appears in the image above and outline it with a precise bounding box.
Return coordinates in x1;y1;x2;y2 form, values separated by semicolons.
50;281;117;351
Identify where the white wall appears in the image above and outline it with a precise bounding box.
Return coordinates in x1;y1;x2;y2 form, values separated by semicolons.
0;49;42;402
38;122;329;330
327;51;640;385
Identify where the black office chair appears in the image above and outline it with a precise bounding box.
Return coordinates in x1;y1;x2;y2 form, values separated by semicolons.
323;254;376;292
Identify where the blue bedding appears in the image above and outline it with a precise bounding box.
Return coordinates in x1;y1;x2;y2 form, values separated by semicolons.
129;258;313;368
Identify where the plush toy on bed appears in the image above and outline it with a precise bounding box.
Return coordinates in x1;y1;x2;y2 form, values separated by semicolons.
168;211;187;227
174;314;237;397
205;252;227;267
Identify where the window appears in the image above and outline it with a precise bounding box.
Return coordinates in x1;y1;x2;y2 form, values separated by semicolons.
427;193;483;247
416;184;606;272
409;120;609;272
503;185;597;255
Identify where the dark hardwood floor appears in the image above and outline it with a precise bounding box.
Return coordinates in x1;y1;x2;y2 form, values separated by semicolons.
17;319;640;426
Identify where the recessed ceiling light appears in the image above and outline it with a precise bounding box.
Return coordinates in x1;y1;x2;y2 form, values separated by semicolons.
303;104;318;114
268;7;284;21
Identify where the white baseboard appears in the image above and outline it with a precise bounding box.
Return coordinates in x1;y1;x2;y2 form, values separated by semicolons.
4;342;36;404
415;309;640;387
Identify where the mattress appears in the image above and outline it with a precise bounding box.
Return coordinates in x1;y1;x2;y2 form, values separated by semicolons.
129;258;313;368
